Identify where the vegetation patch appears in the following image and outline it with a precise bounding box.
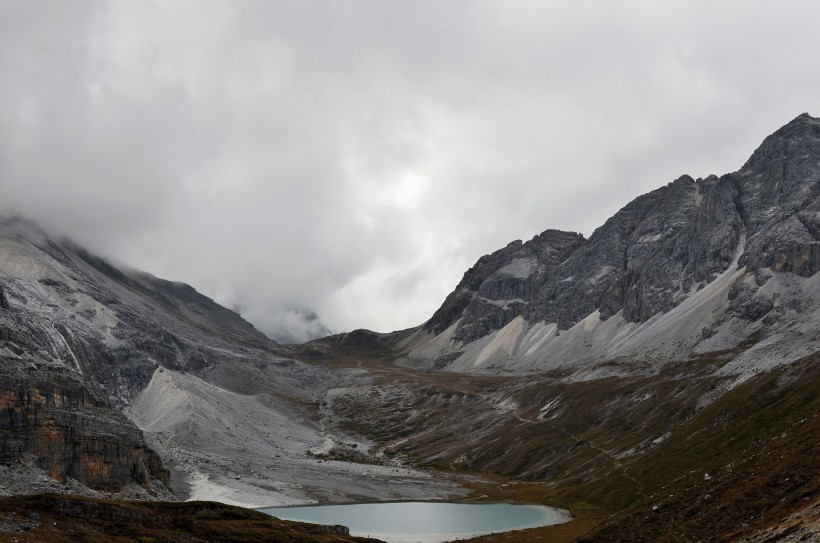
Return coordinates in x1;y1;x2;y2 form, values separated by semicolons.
0;494;375;543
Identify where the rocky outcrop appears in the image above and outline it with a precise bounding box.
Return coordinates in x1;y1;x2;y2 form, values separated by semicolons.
526;173;743;328
307;524;351;536
70;243;272;346
424;230;585;342
0;363;167;491
535;113;820;329
736;114;820;276
420;171;745;341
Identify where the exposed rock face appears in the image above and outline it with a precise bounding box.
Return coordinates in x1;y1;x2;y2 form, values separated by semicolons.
403;113;820;373
421;171;749;339
737;113;820;275
0;218;277;403
425;230;585;342
0;363;167;491
525;172;743;328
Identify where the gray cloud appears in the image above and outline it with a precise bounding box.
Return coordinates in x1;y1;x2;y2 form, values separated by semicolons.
2;1;820;341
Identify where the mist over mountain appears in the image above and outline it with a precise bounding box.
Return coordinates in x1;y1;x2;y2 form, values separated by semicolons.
258;308;333;345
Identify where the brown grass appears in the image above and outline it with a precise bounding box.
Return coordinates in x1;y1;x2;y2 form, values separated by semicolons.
0;494;378;543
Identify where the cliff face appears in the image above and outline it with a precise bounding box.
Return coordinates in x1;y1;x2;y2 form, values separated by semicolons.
424;230;586;342
0;364;167;491
523;173;743;329
0;253;170;494
737;113;820;275
402;113;820;373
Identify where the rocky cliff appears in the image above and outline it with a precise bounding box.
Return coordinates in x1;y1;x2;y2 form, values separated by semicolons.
317;114;820;541
424;230;585;343
0;362;167;491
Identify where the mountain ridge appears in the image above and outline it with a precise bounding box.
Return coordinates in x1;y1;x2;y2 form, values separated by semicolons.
394;113;820;379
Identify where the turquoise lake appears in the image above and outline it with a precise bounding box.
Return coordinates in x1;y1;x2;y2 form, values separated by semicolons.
258;501;572;543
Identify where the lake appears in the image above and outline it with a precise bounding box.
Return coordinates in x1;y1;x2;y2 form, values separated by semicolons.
258;501;572;543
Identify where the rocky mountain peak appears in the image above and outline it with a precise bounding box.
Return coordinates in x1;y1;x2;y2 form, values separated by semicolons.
739;112;820;178
423;229;584;339
404;113;820;373
734;113;820;275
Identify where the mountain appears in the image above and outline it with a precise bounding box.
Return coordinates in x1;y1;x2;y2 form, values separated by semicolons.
399;113;820;380
0;216;463;506
1;114;819;542
308;113;820;541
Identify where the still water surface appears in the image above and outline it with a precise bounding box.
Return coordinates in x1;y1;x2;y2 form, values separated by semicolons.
259;501;571;543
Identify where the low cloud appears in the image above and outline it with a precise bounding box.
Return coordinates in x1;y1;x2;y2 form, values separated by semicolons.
2;1;820;338
243;306;331;345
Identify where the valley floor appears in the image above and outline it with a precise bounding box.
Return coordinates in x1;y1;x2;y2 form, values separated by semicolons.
8;338;817;543
283;346;820;543
125;365;470;508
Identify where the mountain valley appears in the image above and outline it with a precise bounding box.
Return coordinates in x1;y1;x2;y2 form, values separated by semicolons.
2;114;820;541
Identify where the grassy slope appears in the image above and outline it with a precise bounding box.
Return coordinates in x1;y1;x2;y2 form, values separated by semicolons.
461;354;820;542
570;354;820;542
317;344;819;543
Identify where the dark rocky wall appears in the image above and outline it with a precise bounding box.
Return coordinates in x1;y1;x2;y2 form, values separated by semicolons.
424;230;586;342
0;364;168;491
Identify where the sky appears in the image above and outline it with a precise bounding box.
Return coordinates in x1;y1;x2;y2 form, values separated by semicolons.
3;1;820;343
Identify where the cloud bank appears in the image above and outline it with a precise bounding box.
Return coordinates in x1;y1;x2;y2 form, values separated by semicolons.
2;1;820;341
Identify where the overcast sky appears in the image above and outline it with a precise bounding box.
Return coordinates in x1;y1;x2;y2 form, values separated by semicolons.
3;1;820;342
